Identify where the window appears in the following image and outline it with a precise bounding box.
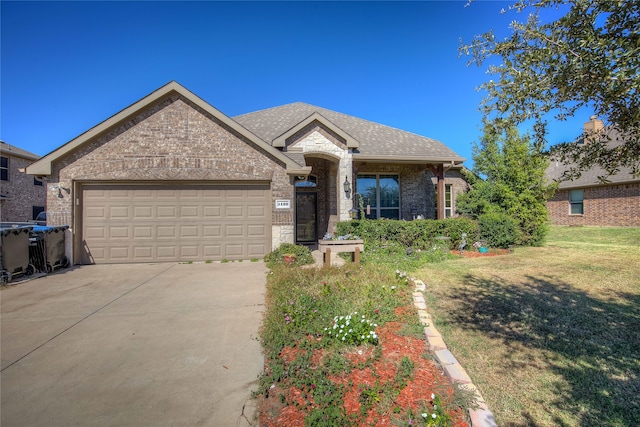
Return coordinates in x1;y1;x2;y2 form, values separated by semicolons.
32;206;45;221
1;156;8;181
569;189;584;215
356;174;399;219
34;177;43;186
434;184;453;218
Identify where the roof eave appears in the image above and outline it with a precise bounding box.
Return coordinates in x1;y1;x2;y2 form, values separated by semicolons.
352;154;465;165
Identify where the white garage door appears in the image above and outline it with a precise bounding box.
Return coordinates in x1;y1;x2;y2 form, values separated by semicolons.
81;184;271;264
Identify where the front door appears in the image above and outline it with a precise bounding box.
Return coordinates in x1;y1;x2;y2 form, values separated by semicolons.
296;192;317;243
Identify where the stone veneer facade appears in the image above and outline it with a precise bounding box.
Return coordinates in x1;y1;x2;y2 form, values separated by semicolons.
547;182;640;226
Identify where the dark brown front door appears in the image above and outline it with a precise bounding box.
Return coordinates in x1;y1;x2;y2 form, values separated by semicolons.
296;192;317;243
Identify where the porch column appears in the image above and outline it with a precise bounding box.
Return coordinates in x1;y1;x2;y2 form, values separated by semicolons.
429;164;445;220
339;156;353;221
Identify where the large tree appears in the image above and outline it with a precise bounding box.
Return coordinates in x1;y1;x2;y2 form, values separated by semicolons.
457;122;554;245
460;0;640;180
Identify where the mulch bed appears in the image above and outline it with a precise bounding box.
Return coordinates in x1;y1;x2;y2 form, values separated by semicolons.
258;318;470;427
451;249;511;258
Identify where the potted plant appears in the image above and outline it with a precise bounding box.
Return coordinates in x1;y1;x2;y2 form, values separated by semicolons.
473;241;489;253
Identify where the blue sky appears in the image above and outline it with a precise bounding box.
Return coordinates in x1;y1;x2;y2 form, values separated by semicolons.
1;1;590;166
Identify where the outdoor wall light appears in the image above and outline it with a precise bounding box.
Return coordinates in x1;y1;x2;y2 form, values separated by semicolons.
343;177;351;196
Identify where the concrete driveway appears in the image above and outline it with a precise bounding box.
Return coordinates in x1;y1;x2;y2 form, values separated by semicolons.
1;262;267;426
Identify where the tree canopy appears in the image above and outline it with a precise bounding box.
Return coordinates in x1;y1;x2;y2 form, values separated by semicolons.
460;0;640;180
457;122;554;245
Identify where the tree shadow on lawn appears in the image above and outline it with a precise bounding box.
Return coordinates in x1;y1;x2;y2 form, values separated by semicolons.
449;274;640;427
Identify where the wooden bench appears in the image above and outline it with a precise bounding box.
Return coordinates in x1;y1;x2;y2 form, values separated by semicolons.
318;240;364;268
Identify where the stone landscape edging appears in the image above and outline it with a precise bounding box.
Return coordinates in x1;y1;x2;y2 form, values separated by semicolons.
412;279;498;427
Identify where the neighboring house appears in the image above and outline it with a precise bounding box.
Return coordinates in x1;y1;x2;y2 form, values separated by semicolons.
26;82;466;265
0;140;46;223
546;116;640;226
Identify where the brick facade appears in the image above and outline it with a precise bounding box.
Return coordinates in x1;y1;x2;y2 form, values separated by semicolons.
31;83;469;260
547;183;640;226
48;95;293;230
0;150;46;222
354;163;468;220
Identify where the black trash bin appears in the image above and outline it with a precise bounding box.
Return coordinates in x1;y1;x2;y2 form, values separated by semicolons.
1;226;35;284
30;225;69;273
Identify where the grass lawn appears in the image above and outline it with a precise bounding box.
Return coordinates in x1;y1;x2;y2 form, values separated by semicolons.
416;226;640;427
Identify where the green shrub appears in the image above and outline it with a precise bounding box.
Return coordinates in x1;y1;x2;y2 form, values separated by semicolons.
478;212;520;248
264;243;314;268
336;218;479;251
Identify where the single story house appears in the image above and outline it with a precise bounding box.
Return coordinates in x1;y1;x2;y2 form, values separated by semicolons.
0;140;46;223
546;116;640;226
26;82;467;264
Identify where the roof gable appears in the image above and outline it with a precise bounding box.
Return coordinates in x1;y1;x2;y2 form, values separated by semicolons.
26;82;309;176
272;112;359;149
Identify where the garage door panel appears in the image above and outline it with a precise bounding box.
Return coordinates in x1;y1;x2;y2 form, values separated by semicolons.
180;225;199;238
203;245;222;257
248;244;267;256
203;225;221;237
82;184;270;263
134;206;153;218
157;246;177;259
109;227;130;239
134;226;153;238
134;247;153;259
225;206;244;217
109;247;130;260
180;206;199;217
86;207;105;218
157;206;177;218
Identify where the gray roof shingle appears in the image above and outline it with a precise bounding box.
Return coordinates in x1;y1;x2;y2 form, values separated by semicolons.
233;102;464;163
547;130;639;188
0;140;40;161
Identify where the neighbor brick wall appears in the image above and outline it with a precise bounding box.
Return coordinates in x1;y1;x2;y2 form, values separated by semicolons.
547;182;640;226
48;95;292;228
0;154;46;222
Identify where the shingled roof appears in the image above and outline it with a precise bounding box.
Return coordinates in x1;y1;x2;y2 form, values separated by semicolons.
233;102;464;164
0;140;40;161
547;129;640;189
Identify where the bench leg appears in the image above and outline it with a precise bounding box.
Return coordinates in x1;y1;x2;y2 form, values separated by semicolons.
324;248;331;268
353;247;360;264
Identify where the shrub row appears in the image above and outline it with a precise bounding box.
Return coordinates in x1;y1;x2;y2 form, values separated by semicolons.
336;217;479;251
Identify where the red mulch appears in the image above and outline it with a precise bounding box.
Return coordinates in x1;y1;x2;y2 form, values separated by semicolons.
451;248;511;258
258;320;470;427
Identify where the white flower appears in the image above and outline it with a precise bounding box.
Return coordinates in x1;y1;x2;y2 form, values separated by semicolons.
421;413;428;418
434;405;438;410
431;393;435;399
432;414;437;419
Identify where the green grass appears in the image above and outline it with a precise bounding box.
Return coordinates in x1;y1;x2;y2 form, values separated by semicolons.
416;226;640;427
